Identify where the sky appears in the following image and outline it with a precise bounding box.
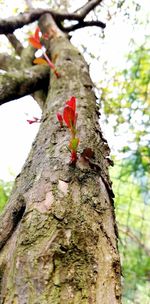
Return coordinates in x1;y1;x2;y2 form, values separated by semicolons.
0;97;41;180
0;0;149;181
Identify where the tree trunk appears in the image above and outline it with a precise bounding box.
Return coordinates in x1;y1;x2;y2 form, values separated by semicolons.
0;14;121;304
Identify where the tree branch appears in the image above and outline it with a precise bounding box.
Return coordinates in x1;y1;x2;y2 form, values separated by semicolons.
6;33;23;56
0;65;49;105
63;20;106;32
0;53;20;70
74;0;103;19
0;194;26;250
0;1;105;34
20;44;47;108
119;225;150;256
0;9;50;34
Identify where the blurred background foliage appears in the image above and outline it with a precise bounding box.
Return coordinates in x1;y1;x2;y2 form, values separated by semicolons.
0;0;150;303
0;180;13;212
99;2;150;301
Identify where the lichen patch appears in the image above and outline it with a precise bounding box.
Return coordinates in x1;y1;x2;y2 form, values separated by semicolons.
58;180;68;195
35;191;54;213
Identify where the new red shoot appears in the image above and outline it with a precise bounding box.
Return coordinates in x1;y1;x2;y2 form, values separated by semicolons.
28;27;60;77
57;96;79;165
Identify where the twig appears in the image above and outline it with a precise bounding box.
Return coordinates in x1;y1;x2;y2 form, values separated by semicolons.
74;0;103;19
62;20;106;32
6;34;23;55
119;225;150;256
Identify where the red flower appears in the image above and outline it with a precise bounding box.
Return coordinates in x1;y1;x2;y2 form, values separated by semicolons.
28;27;42;49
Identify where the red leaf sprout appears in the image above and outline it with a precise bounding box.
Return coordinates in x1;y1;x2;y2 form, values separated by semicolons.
57;112;63;127
57;96;79;165
66;96;76;112
28;26;42;49
27;117;41;124
63;96;77;130
28;27;60;77
63;106;76;129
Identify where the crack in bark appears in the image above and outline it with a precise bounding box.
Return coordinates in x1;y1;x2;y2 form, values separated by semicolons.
99;222;117;253
12;205;26;230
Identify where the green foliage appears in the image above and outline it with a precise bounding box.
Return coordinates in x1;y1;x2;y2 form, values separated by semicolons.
101;39;150;179
111;163;150;303
101;43;150;124
0;180;13;212
101;33;150;302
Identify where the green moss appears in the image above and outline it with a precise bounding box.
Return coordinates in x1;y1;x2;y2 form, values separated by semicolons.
48;286;60;304
19;210;57;248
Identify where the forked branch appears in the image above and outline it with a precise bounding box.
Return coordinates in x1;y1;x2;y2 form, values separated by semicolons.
0;0;105;34
63;20;106;32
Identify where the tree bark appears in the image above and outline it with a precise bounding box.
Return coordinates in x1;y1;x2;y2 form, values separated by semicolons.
0;65;49;105
0;13;121;304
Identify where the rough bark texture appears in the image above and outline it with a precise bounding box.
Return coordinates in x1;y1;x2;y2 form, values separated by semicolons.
0;54;20;71
0;65;49;105
0;14;121;304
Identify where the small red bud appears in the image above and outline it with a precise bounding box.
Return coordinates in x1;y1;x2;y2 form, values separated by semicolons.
43;33;49;40
57;112;63;127
27;119;36;124
27;117;41;124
